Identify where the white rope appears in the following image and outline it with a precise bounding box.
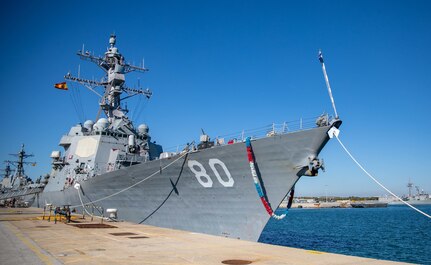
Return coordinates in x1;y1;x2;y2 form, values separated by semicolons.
77;186;95;217
335;135;431;219
71;150;189;208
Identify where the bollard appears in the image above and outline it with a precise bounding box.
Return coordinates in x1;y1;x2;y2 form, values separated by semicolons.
66;206;71;223
48;206;52;222
101;207;104;224
106;209;117;222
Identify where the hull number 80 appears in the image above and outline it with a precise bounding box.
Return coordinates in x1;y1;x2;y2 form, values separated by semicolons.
188;159;234;188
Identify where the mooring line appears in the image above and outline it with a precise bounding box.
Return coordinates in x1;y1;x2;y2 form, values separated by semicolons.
138;152;189;224
334;134;431;219
77;186;95;217
71;149;190;208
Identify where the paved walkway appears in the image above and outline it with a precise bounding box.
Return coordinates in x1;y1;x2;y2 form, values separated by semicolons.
0;209;61;265
0;207;410;265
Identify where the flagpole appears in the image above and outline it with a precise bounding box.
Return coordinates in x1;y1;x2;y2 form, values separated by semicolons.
318;50;339;119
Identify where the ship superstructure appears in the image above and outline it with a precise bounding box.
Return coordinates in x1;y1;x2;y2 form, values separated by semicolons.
30;35;342;241
43;35;163;193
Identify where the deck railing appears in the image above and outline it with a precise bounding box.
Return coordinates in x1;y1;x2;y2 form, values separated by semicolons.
163;114;331;154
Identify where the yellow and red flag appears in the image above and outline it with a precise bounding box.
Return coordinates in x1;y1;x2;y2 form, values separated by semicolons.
54;82;68;90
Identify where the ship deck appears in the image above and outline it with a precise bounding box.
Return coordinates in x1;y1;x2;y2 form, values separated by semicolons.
0;207;409;265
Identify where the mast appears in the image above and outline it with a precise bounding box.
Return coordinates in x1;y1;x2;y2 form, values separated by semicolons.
7;144;36;183
407;178;413;197
64;34;152;123
0;161;12;179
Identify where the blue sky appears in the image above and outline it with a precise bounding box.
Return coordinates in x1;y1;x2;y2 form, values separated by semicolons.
1;0;430;197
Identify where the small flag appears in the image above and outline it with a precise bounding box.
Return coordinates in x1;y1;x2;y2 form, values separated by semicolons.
54;82;68;90
318;50;324;63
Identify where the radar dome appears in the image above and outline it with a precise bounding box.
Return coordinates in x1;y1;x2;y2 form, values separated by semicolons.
83;120;95;131
138;124;149;135
94;118;109;131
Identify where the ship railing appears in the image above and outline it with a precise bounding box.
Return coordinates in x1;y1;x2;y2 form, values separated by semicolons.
162;115;330;154
216;116;321;142
89;154;146;176
163;143;192;154
116;154;145;165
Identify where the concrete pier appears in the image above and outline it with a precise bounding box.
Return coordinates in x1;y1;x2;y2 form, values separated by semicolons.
0;207;410;265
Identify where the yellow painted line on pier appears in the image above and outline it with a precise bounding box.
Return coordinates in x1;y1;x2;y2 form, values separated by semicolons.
306;250;326;255
4;222;55;265
0;217;40;221
35;215;80;221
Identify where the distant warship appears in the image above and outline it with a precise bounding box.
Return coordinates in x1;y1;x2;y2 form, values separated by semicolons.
379;180;431;205
0;144;44;207
1;35;341;241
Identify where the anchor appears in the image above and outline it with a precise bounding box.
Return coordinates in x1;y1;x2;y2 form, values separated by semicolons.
303;157;325;177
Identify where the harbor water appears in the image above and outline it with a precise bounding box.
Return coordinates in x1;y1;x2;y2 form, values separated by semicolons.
259;205;431;264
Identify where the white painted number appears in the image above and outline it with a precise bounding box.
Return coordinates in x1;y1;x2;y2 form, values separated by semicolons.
188;159;234;188
208;159;234;187
188;160;213;188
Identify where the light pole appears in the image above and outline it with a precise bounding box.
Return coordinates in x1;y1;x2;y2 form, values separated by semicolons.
325;185;328;203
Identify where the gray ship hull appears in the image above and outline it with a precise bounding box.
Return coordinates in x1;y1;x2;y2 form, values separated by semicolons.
37;125;332;241
388;200;431;205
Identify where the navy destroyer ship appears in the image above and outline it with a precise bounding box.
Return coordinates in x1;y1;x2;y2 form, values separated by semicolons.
2;35;342;241
0;145;44;207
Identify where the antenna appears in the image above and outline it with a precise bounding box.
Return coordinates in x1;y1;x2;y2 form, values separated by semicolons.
318;50;339;119
407;178;413;197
